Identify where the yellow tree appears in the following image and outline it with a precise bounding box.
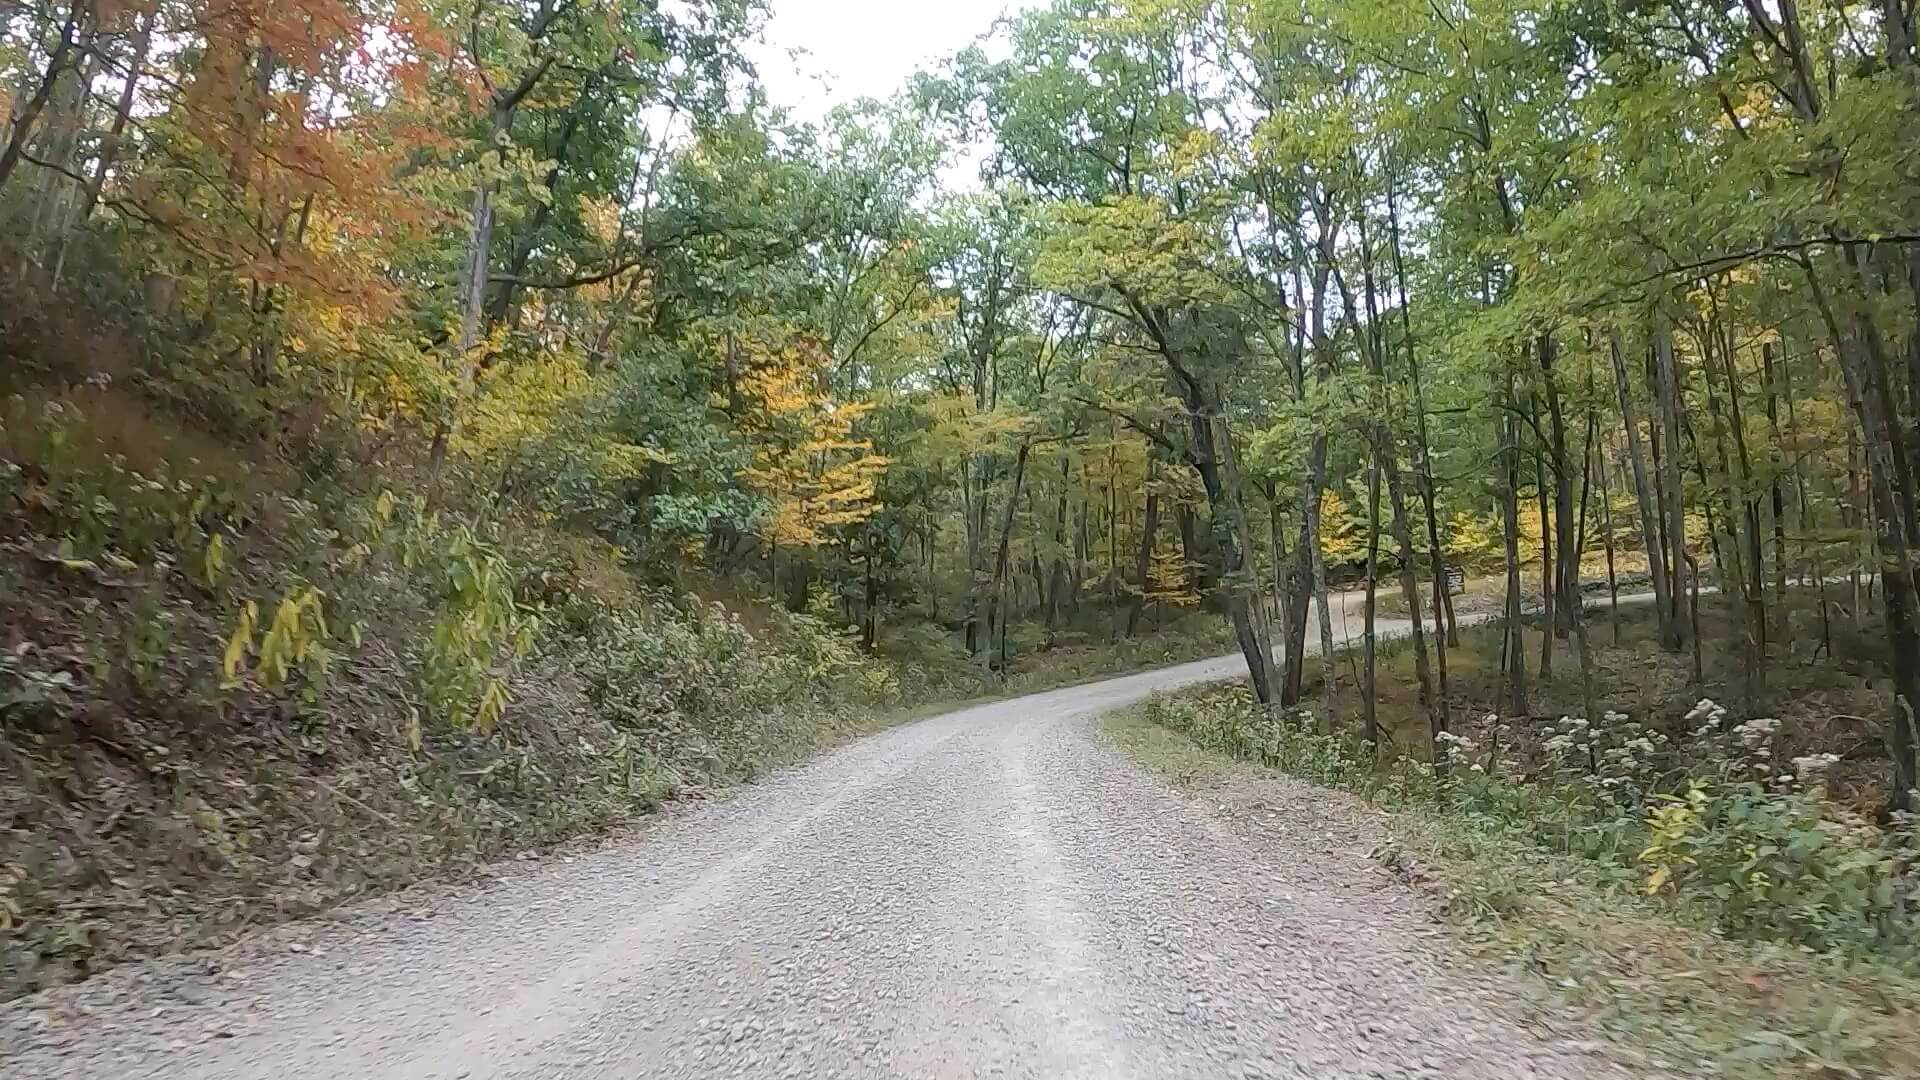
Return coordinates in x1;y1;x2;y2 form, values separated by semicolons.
733;333;889;550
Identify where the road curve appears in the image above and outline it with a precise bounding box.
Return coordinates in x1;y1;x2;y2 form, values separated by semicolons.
3;603;1646;1080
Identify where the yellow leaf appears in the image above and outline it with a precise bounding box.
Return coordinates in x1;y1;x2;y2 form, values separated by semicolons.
222;601;258;687
1644;866;1670;895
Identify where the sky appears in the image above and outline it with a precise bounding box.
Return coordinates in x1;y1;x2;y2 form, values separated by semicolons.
744;0;1034;119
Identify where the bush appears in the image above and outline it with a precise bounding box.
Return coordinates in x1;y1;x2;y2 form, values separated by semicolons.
1140;686;1920;967
1142;687;1380;791
1644;779;1917;961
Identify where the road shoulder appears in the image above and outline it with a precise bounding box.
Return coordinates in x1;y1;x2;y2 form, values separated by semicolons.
1101;707;1681;1078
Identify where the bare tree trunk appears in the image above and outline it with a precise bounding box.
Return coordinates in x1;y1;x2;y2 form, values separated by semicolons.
1608;331;1676;646
1848;426;1866;626
1716;315;1768;666
1535;406;1555;677
1363;456;1381;748
1313;515;1337;732
862;548;878;651
986;441;1034;667
1181;403;1278;706
1284;432;1328;706
1541;335;1579;643
1598;432;1622;644
1388;169;1456;674
1073;467;1090;615
1761;342;1791;645
22;33;97;271
1284;228;1336;709
1270;493;1290;648
1127;461;1160;639
924;526;938;623
1686;551;1705;686
77;5;151;224
1107;440;1120;637
1701;317;1762;700
1045;456;1071;637
1501;364;1530;717
1652;308;1693;644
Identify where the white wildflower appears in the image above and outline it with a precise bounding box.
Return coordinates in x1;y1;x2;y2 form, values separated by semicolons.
1791;753;1841;777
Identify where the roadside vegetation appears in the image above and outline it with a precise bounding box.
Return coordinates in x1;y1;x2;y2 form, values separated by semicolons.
1114;590;1920;1078
1;379;1235;997
6;0;1920;1043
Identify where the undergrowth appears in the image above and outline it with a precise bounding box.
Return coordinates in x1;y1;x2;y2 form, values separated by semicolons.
0;393;1232;999
1120;680;1920;1078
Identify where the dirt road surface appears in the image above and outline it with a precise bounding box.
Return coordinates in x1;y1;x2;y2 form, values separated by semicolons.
2;600;1650;1079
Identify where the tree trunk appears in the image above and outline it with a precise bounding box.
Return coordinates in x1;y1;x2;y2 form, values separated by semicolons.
1701;320;1762;700
1283;229;1336;709
1535;406;1555;677
1388;169;1456;674
1540;335;1578;642
1178;505;1204;601
1126;467;1160;639
1501;365;1530;717
1107;442;1120;637
986;441;1034;667
1282;432;1328;705
1182;402;1277;706
1598;434;1622;644
1270;493;1290;679
1313;508;1337;732
1761;342;1790;645
1363;456;1381;747
862;548;878;651
1608;331;1676;646
78;5;151;223
1652;309;1693;644
963;454;995;655
1383;460;1441;745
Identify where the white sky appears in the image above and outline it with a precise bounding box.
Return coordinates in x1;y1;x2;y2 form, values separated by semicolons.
746;0;1034;118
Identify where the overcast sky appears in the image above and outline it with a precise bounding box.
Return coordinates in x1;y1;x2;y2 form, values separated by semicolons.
745;0;1033;118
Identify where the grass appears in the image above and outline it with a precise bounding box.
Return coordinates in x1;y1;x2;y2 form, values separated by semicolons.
1104;705;1920;1079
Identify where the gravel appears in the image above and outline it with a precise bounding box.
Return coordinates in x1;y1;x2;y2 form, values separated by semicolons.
0;616;1657;1080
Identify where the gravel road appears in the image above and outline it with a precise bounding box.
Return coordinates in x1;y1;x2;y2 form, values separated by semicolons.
2;600;1650;1080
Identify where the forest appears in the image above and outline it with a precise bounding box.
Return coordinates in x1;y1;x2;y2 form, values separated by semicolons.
4;0;1920;1052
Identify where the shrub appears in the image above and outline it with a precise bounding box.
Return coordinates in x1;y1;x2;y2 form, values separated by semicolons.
1140;687;1920;966
1141;687;1378;791
1643;780;1917;960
